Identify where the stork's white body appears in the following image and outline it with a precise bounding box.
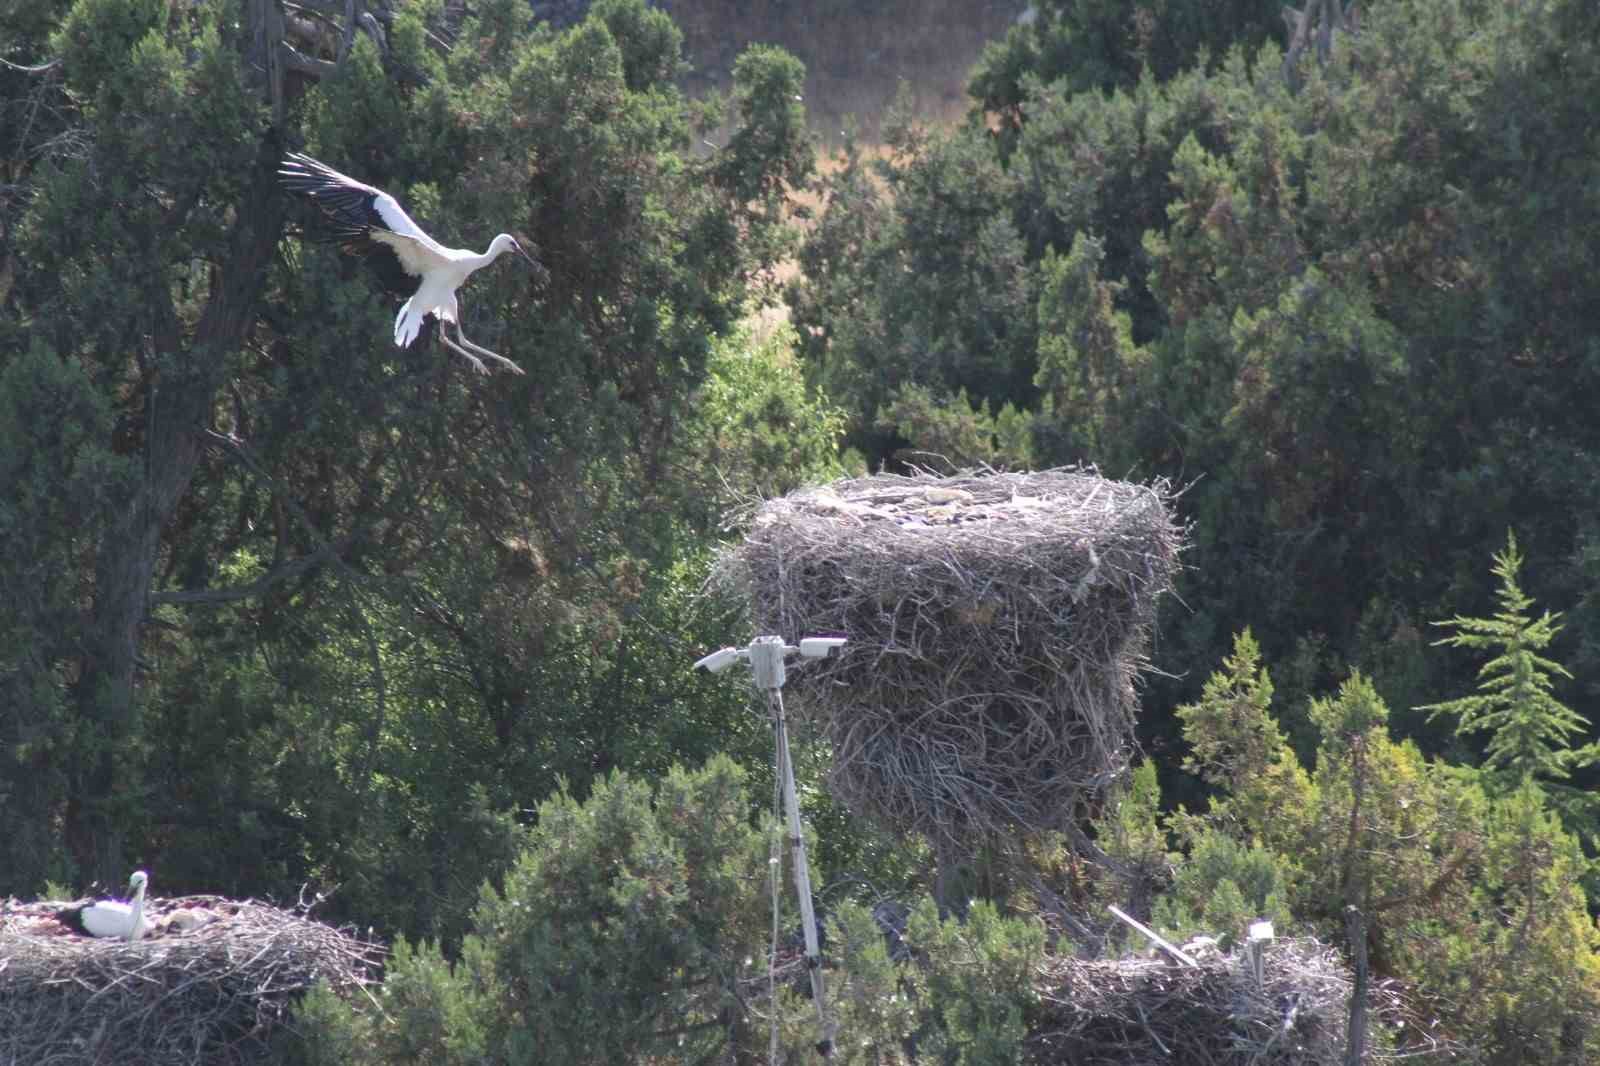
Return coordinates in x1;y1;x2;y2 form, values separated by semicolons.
278;152;540;376
392;242;514;351
78;870;150;940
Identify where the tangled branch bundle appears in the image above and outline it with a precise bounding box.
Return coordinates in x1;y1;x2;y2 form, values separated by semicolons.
1032;939;1391;1065
717;469;1182;851
1;896;383;1065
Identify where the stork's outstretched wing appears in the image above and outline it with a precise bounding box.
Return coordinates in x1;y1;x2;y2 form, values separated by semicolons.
278;152;444;296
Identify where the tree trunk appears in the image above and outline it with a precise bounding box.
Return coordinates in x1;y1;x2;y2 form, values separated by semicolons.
65;3;289;881
1344;904;1369;1066
57;0;390;881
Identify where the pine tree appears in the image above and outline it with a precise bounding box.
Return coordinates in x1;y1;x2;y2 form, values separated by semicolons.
1172;629;1314;848
1420;531;1597;784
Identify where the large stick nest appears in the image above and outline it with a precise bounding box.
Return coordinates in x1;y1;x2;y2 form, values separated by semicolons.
1031;939;1410;1065
715;469;1183;851
1;895;384;1065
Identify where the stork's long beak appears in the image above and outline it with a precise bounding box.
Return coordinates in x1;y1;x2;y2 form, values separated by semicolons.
514;241;550;285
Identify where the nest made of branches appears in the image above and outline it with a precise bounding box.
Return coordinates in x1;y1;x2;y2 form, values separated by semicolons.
1031;939;1405;1066
0;895;384;1066
715;469;1183;851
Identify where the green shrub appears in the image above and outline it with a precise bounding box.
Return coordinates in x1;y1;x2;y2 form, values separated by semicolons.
291;756;771;1065
904;899;1043;1066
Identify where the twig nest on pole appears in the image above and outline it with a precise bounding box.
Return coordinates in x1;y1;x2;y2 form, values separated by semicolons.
716;468;1182;851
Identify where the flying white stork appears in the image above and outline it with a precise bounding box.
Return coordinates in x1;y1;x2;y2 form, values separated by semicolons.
278;152;540;376
58;870;150;940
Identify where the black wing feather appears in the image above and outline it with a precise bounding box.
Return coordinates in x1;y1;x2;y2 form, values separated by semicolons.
278;152;423;299
278;152;389;235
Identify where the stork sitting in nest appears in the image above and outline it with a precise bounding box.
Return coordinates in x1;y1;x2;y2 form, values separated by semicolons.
57;871;149;941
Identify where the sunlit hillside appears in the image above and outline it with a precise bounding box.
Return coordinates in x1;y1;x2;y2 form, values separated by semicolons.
661;0;1028;142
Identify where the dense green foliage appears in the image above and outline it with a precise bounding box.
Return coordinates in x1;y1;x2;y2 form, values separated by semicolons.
1168;631;1600;1061
790;0;1600;775
6;0;1600;1062
0;0;826;937
289;758;1045;1066
297;757;777;1065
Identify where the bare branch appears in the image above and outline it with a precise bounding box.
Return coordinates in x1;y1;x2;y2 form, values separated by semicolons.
150;540;344;606
1107;904;1200;967
283;0;353;15
279;41;339;80
338;0;359;64
150;429;363;606
0;57;61;74
358;11;388;54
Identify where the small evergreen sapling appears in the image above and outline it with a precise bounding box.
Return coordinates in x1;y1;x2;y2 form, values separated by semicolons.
1421;531;1599;785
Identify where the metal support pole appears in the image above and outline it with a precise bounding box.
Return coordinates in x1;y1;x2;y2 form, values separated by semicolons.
766;681;834;1056
696;634;843;1058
